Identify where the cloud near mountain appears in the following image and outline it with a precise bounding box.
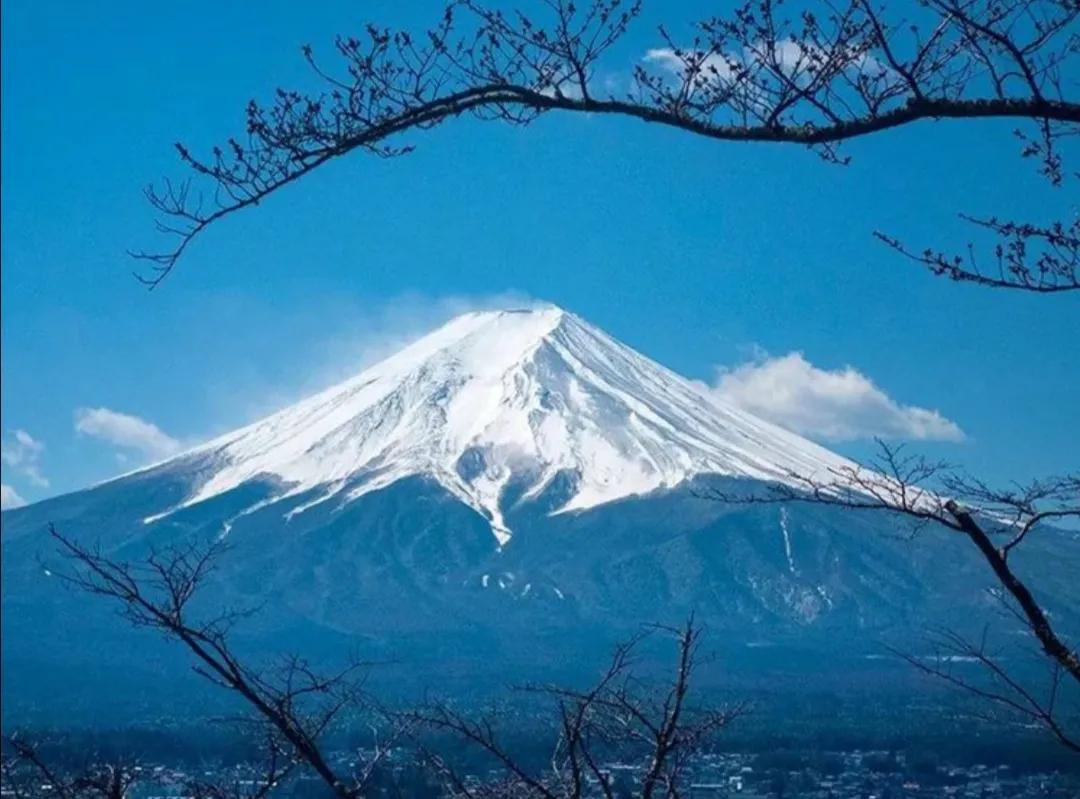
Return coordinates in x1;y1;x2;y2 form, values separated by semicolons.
708;351;964;442
0;484;26;510
0;429;48;488
74;407;182;461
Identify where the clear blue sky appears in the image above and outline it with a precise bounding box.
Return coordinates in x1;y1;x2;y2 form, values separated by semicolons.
2;1;1077;505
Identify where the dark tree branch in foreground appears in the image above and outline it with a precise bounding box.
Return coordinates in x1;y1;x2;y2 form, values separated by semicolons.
407;618;745;799
887;628;1079;753
46;525;379;799
1;728;303;799
135;0;1080;291
1;738;138;799
184;727;299;799
703;440;1080;750
876;214;1080;294
43;528;741;796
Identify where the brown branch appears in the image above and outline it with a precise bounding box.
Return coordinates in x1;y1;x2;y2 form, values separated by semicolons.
875;214;1080;293
1;738;140;799
888;629;1080;753
133;0;1080;287
944;500;1080;685
407;618;743;797
703;440;1079;751
46;525;367;799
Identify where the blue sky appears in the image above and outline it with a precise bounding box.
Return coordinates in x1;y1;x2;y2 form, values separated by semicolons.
2;1;1077;507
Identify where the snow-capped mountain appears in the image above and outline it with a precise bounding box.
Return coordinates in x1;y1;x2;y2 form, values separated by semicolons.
144;307;852;544
3;306;1077;723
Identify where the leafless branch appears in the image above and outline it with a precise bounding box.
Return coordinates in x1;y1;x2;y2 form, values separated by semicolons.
404;617;745;798
1;737;139;799
876;213;1080;293
46;525;374;799
134;0;1080;288
888;626;1080;752
702;439;1080;750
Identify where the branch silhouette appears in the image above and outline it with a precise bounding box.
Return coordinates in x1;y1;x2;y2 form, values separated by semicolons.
703;440;1080;751
134;0;1080;291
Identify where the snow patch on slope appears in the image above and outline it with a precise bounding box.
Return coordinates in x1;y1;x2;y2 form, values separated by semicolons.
780;507;796;574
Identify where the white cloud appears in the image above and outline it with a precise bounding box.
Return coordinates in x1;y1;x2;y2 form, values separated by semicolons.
538;75;586;100
1;428;48;487
74;407;182;461
708;352;964;442
1;483;27;510
643;38;886;85
643;48;733;80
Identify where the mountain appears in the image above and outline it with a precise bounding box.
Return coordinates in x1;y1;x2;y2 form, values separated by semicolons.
140;306;854;544
2;306;1076;723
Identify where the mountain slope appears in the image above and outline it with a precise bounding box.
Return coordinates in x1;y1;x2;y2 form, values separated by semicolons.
3;306;1076;724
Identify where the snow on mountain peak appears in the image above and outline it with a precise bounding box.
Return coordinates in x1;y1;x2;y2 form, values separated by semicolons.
160;306;854;543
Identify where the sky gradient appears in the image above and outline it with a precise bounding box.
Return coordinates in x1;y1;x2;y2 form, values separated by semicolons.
2;0;1077;506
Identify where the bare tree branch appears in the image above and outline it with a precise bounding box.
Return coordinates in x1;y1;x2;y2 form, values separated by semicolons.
702;439;1080;751
1;737;139;799
876;213;1080;293
46;525;375;799
404;617;746;798
134;0;1080;289
888;627;1080;753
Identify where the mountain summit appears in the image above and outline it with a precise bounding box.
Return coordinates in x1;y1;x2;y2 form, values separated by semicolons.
150;306;850;543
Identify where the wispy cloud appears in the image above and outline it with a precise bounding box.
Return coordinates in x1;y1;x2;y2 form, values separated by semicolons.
707;351;964;442
138;292;543;455
74;407;182;461
69;294;542;464
278;291;544;397
1;429;48;487
0;483;27;510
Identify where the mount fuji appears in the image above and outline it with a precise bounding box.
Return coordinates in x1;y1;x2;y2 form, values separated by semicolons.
2;306;1076;721
142;306;853;544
